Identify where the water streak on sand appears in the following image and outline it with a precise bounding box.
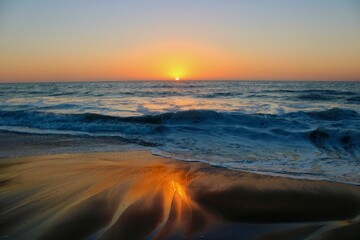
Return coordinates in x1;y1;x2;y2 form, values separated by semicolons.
0;152;359;239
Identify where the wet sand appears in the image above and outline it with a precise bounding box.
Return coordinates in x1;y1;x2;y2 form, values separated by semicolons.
0;151;359;240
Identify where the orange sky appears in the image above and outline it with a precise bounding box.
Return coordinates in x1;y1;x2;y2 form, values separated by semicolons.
0;1;359;82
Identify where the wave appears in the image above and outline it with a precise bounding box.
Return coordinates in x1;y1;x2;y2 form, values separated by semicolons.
1;107;359;184
197;92;242;98
0;107;358;127
262;89;357;95
39;103;82;110
347;96;360;103
1;108;359;153
305;108;359;121
295;93;334;101
304;127;360;154
0;109;236;128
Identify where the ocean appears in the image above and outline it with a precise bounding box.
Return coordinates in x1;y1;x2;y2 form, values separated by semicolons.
0;81;359;184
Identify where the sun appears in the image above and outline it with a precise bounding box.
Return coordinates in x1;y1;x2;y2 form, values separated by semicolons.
170;68;184;81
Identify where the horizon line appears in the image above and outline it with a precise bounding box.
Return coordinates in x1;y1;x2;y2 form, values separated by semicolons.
1;79;360;84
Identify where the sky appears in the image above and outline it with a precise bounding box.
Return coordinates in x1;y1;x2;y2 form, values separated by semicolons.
0;0;359;82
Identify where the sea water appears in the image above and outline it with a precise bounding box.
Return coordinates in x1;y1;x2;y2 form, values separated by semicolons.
0;81;359;184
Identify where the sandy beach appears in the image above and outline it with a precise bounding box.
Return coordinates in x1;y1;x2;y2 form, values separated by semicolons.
0;151;359;240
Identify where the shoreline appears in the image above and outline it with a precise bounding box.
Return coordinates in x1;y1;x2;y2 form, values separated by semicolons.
1;131;359;186
1;151;359;239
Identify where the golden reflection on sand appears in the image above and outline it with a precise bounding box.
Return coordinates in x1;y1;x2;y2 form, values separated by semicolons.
0;152;212;240
0;151;359;240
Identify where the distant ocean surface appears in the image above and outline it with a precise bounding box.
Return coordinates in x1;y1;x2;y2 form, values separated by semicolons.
0;81;359;184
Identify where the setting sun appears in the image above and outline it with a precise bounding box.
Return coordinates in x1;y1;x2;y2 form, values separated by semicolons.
175;77;180;81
